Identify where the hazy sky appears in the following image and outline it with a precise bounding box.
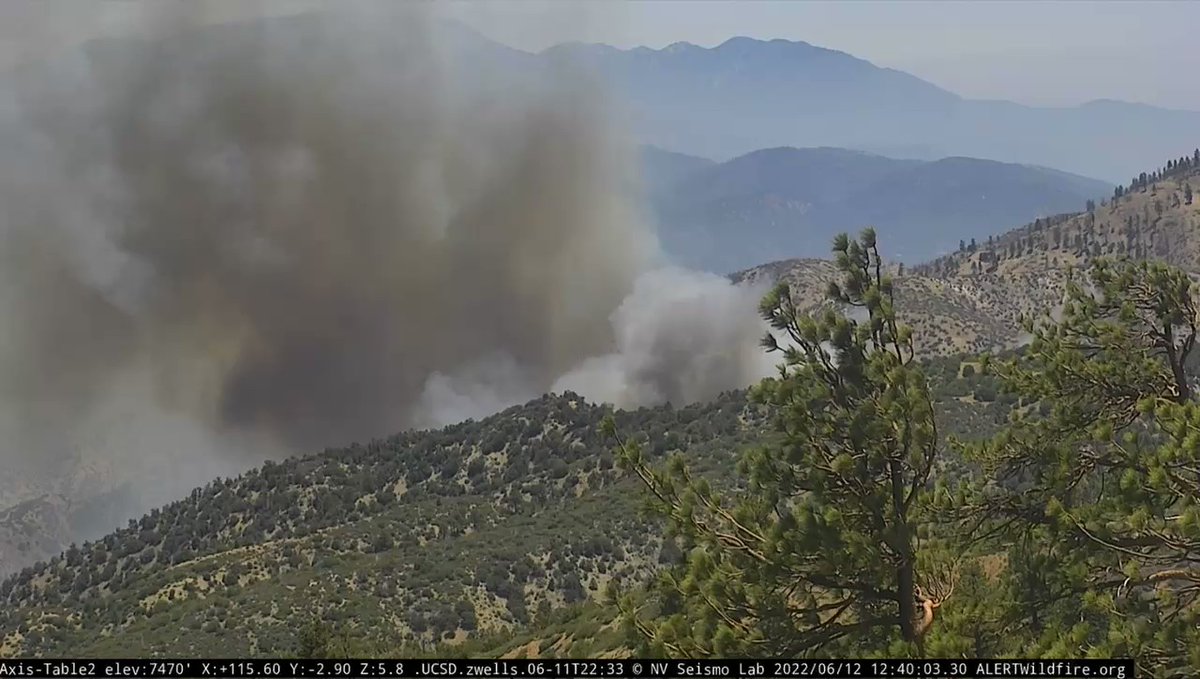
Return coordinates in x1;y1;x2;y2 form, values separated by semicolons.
2;1;1198;110
445;0;1200;111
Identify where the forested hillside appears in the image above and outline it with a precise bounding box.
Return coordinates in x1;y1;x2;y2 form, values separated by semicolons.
0;392;751;655
918;150;1200;277
733;150;1200;358
0;356;1014;657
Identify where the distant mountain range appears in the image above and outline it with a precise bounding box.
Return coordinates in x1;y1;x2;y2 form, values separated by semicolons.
640;145;1111;272
543;37;1200;183
18;14;1191;184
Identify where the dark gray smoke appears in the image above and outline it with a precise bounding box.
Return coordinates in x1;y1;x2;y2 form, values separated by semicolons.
0;2;772;546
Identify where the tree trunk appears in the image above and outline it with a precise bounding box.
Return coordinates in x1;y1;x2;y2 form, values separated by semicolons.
890;458;918;643
898;558;917;641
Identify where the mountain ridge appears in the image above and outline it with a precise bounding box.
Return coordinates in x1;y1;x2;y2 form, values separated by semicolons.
522;32;1199;181
733;148;1200;357
0;367;1016;657
18;14;1191;181
644;144;1111;272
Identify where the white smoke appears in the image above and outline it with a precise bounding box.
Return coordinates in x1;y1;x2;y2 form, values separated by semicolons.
552;267;775;409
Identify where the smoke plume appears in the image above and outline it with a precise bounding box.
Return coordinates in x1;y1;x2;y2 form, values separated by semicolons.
0;2;773;541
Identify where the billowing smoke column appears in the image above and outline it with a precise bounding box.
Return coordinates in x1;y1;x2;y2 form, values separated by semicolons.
0;3;773;533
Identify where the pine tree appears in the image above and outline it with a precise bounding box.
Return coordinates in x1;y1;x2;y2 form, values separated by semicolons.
297;618;335;658
1186;183;1193;205
609;230;962;657
969;258;1200;676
